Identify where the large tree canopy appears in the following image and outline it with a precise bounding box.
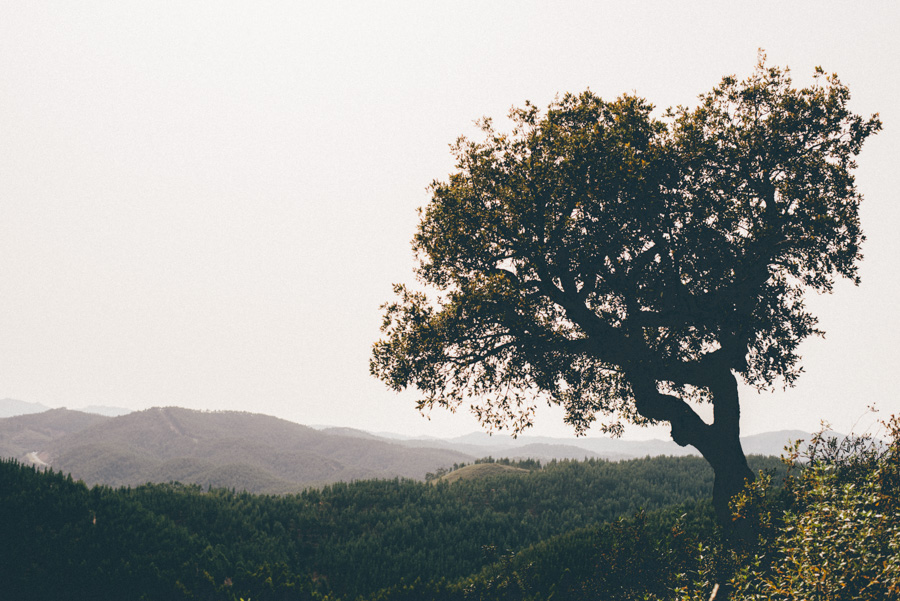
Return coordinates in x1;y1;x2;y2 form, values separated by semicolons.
371;58;880;524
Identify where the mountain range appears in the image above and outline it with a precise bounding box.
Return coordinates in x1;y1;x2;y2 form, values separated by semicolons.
0;397;132;418
0;398;813;494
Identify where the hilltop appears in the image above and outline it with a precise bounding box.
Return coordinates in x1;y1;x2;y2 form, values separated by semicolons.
436;462;530;484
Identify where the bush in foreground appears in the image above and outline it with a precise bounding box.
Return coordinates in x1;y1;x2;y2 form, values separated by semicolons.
724;416;900;601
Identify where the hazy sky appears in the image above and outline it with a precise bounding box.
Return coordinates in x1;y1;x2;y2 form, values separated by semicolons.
1;2;897;441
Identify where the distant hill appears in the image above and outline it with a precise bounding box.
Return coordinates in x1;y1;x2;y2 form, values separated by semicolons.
0;408;109;460
319;426;388;441
1;407;473;493
78;405;133;417
404;431;695;460
0;398;132;418
399;429;813;462
0;398;53;418
0;402;816;494
741;429;811;455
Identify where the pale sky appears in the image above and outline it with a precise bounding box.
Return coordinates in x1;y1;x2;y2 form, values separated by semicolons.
1;1;897;441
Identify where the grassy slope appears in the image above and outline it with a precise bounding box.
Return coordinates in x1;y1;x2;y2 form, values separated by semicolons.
437;463;530;483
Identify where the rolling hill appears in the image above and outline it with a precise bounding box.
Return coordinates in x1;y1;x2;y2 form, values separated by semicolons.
1;407;472;492
0;408;109;460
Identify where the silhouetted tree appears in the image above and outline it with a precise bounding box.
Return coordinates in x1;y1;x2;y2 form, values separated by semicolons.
371;56;880;526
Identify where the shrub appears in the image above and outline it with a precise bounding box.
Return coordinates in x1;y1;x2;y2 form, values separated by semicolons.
728;416;900;600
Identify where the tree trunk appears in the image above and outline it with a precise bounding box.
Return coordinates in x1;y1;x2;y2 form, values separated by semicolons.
705;426;755;529
630;368;755;532
703;369;755;531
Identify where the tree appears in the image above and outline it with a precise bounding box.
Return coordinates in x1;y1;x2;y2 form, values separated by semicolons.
371;57;880;527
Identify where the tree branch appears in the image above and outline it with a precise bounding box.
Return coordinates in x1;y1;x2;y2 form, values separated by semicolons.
628;376;714;452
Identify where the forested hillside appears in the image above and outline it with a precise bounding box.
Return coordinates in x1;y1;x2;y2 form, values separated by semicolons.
7;426;898;601
0;454;783;600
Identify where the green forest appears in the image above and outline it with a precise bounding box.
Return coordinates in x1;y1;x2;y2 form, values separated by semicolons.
3;421;899;600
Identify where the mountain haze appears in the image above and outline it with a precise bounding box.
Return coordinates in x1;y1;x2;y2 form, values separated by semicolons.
0;398;132;418
397;429;809;462
39;407;474;492
0;404;812;494
0;398;53;418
